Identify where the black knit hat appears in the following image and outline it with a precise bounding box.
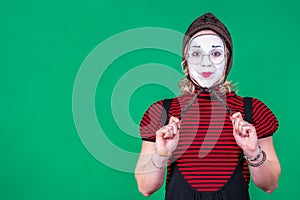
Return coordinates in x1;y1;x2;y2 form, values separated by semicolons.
182;13;233;80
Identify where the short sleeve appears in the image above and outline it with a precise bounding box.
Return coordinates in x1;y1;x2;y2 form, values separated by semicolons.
139;100;164;142
252;98;279;139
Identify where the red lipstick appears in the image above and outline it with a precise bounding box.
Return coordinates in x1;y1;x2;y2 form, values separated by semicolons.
201;72;212;78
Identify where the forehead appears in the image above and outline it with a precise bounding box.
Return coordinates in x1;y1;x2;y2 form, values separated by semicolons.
189;34;224;49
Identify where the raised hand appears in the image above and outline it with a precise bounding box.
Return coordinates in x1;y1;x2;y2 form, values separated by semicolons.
230;112;259;159
155;116;180;156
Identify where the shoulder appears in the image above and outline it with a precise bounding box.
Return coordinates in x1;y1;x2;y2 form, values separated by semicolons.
141;96;179;119
228;93;274;111
241;96;277;116
146;99;164;110
245;97;279;138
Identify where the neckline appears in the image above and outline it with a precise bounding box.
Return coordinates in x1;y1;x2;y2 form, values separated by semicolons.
191;89;236;99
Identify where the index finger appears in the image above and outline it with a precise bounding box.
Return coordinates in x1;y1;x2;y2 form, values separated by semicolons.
169;116;180;124
169;116;180;129
231;112;243;120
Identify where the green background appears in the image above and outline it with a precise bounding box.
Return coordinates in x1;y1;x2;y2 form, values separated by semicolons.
1;0;299;199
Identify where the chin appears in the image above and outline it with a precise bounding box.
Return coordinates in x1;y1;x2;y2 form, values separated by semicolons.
199;81;214;88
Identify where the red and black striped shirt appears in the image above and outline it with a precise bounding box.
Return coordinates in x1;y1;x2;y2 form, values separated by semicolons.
139;91;279;192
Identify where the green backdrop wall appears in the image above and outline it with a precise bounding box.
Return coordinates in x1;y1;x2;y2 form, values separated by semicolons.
1;0;299;199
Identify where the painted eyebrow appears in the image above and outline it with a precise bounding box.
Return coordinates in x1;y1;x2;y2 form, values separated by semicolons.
190;45;222;48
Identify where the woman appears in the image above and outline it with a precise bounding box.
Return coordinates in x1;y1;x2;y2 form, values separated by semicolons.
135;13;280;200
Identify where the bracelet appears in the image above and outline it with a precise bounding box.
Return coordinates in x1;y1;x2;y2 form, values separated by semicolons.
155;149;172;157
243;146;262;162
246;149;267;167
151;157;165;169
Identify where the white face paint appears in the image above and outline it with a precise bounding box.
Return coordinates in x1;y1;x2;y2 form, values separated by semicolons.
187;34;226;88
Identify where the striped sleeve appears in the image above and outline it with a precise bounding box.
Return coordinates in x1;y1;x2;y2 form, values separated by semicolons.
139;100;164;142
252;98;279;138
